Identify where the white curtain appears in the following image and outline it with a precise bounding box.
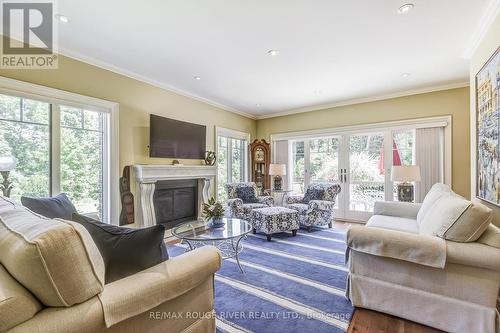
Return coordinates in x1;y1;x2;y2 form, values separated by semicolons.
415;127;444;202
273;140;290;190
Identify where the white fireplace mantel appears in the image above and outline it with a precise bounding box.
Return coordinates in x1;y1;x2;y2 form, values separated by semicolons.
132;165;217;227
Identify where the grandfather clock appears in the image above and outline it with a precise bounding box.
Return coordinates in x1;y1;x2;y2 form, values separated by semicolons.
249;139;271;195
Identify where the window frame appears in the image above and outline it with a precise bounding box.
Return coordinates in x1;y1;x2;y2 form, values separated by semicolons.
0;77;119;224
215;127;250;200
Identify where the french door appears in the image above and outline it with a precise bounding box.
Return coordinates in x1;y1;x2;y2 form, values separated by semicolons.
291;130;415;221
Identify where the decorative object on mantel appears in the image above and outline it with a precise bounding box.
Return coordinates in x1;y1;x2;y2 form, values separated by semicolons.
250;139;271;195
391;165;421;202
476;47;500;206
172;159;182;165
202;197;225;228
119;166;135;226
205;151;216;166
0;156;17;197
269;163;286;191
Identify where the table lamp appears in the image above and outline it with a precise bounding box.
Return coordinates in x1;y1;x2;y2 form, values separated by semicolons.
269;164;286;191
391;165;421;202
0;156;17;197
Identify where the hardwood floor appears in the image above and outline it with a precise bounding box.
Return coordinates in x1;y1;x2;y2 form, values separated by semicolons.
348;309;443;333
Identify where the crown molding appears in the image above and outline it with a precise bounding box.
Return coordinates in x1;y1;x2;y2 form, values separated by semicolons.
255;81;470;120
462;0;500;59
56;46;258;120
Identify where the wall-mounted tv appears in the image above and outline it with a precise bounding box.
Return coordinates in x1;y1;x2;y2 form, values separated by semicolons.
149;115;206;159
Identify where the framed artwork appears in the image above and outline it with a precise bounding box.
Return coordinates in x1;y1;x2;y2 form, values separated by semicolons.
476;47;500;205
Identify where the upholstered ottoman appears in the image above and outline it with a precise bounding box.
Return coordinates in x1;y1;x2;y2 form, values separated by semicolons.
250;207;299;241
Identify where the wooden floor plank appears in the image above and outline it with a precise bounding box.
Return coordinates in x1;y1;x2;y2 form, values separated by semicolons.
348;309;444;333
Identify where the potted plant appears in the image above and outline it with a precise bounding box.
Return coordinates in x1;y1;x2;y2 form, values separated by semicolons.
202;197;225;227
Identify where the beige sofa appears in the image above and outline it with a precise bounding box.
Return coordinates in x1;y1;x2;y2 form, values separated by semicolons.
346;184;500;333
0;196;222;333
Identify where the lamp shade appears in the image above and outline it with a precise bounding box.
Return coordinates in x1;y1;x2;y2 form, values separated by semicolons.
391;165;421;182
269;164;286;176
0;156;17;172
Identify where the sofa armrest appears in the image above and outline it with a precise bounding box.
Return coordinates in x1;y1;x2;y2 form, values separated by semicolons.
373;201;422;219
309;200;335;211
286;195;304;204
98;246;222;328
347;226;446;268
446;241;500;271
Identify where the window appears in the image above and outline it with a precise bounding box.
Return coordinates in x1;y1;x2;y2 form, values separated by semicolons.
0;89;117;223
0;95;50;198
216;128;249;201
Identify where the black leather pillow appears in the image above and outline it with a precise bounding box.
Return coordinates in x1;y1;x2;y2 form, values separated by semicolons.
21;193;77;220
71;213;168;283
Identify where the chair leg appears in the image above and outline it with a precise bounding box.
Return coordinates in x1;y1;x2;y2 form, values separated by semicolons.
307;226;312;232
252;228;256;234
328;222;333;228
292;230;297;237
266;234;272;241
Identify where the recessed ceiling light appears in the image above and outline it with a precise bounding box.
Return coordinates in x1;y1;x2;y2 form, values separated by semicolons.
55;14;69;23
397;3;414;14
194;76;201;81
255;103;262;108
314;90;323;95
267;50;279;56
401;73;411;78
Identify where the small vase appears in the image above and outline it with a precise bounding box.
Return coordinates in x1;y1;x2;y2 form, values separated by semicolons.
208;217;225;228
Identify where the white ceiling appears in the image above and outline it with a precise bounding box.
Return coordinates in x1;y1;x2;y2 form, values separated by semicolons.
52;0;496;118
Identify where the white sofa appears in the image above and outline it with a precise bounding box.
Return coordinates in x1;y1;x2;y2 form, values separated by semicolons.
346;184;500;333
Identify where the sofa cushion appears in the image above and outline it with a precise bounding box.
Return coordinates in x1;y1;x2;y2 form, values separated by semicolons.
436;200;492;242
478;224;500;248
416;183;451;225
72;213;169;283
20;193;77;220
0;199;105;307
0;264;43;332
366;215;419;234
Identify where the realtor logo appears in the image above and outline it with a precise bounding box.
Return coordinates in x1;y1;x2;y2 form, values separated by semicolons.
1;1;58;69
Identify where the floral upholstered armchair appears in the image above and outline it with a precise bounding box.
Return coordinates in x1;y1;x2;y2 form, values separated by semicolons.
286;182;341;231
225;182;274;220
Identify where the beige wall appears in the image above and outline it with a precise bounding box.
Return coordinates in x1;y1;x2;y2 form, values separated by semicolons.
0;56;257;170
470;13;500;226
257;87;471;198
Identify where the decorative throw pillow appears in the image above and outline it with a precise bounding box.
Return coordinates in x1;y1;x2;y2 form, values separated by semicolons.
21;193;77;220
436;200;492;242
416;183;451;225
71;213;169;283
236;186;259;203
303;187;325;203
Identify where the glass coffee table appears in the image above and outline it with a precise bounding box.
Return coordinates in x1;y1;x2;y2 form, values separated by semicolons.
172;218;252;273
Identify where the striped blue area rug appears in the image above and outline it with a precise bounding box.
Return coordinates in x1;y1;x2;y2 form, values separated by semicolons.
168;227;353;333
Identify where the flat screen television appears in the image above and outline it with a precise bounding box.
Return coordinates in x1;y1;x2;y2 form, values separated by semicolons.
149;115;206;159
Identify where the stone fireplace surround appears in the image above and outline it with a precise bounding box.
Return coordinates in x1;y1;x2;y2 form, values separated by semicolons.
132;165;217;228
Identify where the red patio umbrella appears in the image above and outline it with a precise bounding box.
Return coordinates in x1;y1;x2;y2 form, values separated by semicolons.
379;141;402;175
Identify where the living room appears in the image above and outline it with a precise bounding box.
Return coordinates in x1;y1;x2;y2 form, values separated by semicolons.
0;1;499;333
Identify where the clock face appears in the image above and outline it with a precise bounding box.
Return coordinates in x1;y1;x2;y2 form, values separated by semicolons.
255;148;265;162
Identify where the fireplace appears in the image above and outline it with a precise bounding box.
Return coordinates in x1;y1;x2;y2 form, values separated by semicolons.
132;165;217;228
154;179;198;229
